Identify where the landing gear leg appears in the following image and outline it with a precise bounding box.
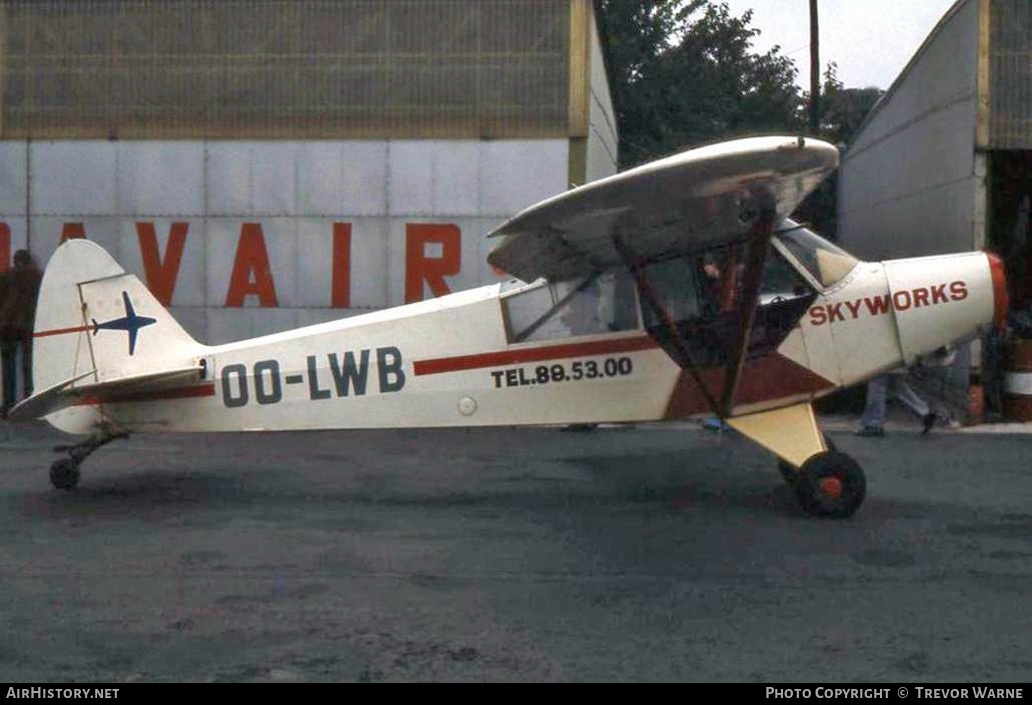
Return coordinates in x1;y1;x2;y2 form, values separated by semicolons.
725;403;867;518
50;430;129;491
778;433;836;483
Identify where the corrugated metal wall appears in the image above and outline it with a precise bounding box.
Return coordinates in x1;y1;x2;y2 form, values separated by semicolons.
0;0;618;347
0;0;570;139
584;5;616;184
837;0;980;262
989;0;1032;149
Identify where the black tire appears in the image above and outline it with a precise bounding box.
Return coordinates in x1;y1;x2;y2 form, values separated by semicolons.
778;433;836;483
793;450;866;519
50;458;80;491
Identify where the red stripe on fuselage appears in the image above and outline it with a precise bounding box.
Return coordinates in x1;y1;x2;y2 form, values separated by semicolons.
412;335;660;376
33;325;91;338
73;383;216;407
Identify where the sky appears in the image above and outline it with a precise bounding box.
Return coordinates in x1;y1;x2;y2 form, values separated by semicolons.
718;0;961;90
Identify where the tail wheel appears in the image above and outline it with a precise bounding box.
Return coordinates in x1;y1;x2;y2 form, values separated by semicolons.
793;450;866;519
778;433;836;483
50;458;81;491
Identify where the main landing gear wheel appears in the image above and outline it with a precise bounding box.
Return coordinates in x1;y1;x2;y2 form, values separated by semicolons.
778;434;836;483
49;458;81;491
791;450;866;519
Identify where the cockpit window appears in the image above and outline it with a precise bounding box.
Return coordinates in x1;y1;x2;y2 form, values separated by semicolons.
638;244;816;367
775;219;858;288
502;270;640;343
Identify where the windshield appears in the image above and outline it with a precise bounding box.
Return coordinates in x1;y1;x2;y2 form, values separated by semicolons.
774;218;858;288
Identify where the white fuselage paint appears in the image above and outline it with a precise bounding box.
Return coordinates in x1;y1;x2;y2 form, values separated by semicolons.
46;252;998;436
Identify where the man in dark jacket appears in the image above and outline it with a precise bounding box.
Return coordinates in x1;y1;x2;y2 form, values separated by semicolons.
0;250;42;414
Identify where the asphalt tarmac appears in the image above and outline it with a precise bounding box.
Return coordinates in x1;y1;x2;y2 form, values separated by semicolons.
0;420;1030;682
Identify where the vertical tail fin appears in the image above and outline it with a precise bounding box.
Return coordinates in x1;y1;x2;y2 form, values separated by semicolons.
32;239;204;431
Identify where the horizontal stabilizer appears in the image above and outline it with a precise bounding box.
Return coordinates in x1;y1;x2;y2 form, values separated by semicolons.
8;365;204;422
6;371;97;422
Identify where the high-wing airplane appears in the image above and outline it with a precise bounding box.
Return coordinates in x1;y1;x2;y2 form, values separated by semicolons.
11;136;1008;518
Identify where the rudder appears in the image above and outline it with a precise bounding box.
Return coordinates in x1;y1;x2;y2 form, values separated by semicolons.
32;240;204;428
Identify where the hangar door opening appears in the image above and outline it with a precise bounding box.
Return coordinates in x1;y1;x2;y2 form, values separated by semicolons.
987;151;1032;313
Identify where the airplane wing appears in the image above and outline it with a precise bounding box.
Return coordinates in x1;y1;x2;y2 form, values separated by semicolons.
7;365;204;422
486;135;838;282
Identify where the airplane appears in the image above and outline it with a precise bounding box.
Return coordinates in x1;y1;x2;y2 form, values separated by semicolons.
10;135;1008;518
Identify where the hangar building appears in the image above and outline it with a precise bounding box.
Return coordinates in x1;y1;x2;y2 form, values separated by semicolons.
836;0;1032;409
0;0;617;345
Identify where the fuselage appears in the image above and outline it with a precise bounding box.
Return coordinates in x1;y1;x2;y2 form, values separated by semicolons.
46;233;1004;436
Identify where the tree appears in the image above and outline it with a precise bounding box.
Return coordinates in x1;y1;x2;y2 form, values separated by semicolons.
597;3;883;237
816;63;883;146
795;63;884;236
598;0;804;168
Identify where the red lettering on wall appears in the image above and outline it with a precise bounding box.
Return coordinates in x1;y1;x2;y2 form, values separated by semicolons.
893;290;912;311
225;223;278;307
405;223;461;303
137;222;189;306
332;222;351;308
60;222;86;242
949;281;969;301
912;288;930;308
930;284;948;304
0;223;9;273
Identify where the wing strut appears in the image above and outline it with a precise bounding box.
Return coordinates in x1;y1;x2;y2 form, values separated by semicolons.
719;206;777;416
613;236;722;418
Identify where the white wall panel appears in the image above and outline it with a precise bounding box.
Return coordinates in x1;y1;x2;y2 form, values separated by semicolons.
206;307;300;345
205;218;298;308
32;142;118;215
205;143;253;215
294;217;390;309
453;216;492;293
116;142;205;215
384;216;498;305
480;140;568;215
29;217;122;267
296;308;362;329
250;142;299;215
338;142;389;216
12;138;571;344
296;142;346;216
432;141;480;216
168;306;209;345
1;218;28;266
0;142;28;215
475;216;510;284
387;141;436;216
117;218;207;307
